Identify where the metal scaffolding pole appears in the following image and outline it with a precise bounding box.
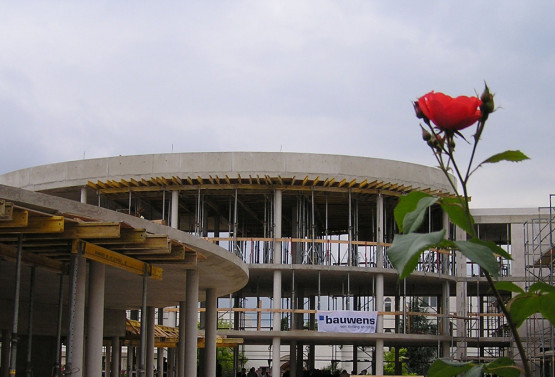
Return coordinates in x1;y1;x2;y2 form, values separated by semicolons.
8;235;23;376
25;266;36;377
139;269;148;377
54;273;64;377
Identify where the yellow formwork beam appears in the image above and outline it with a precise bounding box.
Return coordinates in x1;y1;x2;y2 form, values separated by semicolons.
0;209;27;227
0;214;64;234
72;239;163;280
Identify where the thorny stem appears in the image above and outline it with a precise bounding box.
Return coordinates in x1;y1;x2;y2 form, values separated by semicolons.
425;120;531;377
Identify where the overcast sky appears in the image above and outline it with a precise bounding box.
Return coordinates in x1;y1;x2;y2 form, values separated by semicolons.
1;1;553;209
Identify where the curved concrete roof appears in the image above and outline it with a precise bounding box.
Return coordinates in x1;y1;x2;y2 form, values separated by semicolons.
0;152;454;195
0;184;249;308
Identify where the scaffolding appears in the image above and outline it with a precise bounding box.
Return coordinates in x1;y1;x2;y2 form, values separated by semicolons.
524;194;555;377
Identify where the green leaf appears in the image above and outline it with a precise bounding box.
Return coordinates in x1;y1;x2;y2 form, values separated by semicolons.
394;192;437;234
439;196;475;235
463;365;484;377
427;359;474;377
471;238;512;260
509;294;540;328
539;292;555;326
481;150;530;164
529;281;555;294
455;239;501;278
495;281;524;294
394;191;431;232
403;196;439;234
484;357;520;377
388;230;445;279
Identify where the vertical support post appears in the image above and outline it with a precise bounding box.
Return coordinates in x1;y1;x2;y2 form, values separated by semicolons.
376;192;384;268
272;189;282;377
66;251;86;377
1;330;11;377
54;273;64;377
146;307;155;377
204;288;217;377
111;336;121;377
375;274;384;375
348;189;352;266
8;235;23;376
185;270;199;377
177;302;185;377
156;308;164;377
289;341;297;377
455;226;468;360
441;211;451;357
105;345;112;377
86;261;106;377
25;266;36;377
80;187;87;205
139;270;148;377
171;190;179;229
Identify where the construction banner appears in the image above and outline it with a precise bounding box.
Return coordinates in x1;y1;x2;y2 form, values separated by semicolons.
317;310;378;333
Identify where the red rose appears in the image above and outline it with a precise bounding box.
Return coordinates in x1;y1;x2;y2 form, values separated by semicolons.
416;91;482;131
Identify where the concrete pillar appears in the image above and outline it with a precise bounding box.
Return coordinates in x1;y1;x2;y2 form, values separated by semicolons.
177;302;185;376
171;190;179;229
147;307;156;377
112;336;121;377
272;190;282;377
455;226;467;360
1;330;11;377
376;193;384;268
375;340;384;375
290;341;297;377
353;346;358;375
68;255;87;377
204;288;217;377
80;187;87;205
185;270;199;377
157;308;164;377
375;274;384;375
167;348;176;377
86;261;106;377
105;344;112;377
441;212;451;357
374;193;385;375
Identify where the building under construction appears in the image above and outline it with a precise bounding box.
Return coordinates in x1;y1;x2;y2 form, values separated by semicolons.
0;152;553;376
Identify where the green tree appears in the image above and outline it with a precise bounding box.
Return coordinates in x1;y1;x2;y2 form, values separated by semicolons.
404;300;437;375
384;348;411;375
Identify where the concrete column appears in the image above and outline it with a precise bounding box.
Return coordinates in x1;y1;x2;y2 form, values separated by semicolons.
272;190;282;377
1;330;11;377
289;341;297;377
171;190;179;229
375;274;384;375
86;261;106;377
147;307;156;377
105;344;112;377
112;336;121;377
204;288;217;377
441;211;451;357
353;346;358;375
455;226;467;360
177;302;185;376
375;339;384;376
156;308;164;377
80;187;87;204
68;254;87;377
376;193;384;268
374;193;385;375
185;270;199;377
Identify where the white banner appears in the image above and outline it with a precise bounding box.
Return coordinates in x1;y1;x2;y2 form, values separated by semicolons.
317;310;378;333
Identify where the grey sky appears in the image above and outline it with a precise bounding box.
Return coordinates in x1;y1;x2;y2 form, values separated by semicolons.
1;1;553;208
